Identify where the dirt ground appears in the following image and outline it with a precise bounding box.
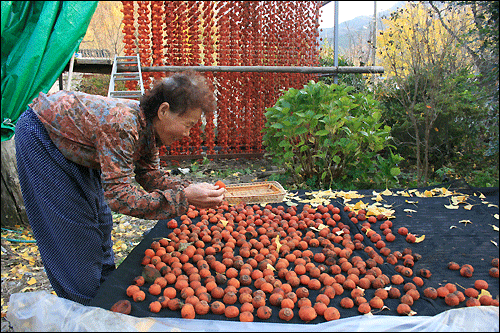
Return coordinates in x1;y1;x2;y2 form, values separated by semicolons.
1;157;283;331
165;155;284;184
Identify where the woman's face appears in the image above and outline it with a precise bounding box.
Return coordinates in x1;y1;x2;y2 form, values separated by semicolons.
153;103;202;146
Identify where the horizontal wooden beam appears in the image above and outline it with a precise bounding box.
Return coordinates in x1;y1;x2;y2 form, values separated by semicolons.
118;65;384;74
63;58;113;74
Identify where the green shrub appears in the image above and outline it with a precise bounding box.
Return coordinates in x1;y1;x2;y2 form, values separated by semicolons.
376;66;497;187
262;81;403;190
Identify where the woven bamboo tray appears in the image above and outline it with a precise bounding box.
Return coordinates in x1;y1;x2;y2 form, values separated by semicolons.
224;181;286;205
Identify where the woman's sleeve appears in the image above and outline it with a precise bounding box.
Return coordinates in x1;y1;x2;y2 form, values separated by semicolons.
134;151;192;192
95;119;190;220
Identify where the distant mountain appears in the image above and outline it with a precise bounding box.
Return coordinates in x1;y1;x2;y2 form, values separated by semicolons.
319;1;406;52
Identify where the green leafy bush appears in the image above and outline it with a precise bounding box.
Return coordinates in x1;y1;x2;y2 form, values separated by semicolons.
376;66;498;187
262;81;403;190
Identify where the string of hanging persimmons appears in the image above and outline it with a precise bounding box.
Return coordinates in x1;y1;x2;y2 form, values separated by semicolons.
120;1;321;159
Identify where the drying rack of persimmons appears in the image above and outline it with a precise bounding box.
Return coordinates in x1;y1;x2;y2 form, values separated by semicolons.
90;181;499;327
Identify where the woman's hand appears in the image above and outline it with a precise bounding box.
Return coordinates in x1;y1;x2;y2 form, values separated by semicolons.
184;182;225;208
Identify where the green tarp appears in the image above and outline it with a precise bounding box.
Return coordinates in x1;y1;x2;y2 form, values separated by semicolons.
1;1;97;142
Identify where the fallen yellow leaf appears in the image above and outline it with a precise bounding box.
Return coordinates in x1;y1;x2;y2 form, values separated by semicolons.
414;235;425;243
463;204;474;210
275;235;282;253
266;264;276;271
353;200;368;211
477;289;491;299
27;277;37;285
381;188;392;196
451;195;469;205
489;224;499;232
444;204;459;209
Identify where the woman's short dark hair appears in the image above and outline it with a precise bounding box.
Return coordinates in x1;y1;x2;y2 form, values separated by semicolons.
139;70;216;121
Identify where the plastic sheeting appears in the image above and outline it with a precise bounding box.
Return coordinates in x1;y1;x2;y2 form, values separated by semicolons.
5;291;499;332
1;1;97;141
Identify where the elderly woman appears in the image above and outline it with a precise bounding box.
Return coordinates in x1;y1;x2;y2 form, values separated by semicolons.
14;71;225;305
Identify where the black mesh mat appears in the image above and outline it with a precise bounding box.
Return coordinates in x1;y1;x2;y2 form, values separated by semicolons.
90;182;499;324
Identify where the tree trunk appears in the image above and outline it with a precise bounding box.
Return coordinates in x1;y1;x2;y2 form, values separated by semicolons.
415;126;423;186
408;107;423;186
1;137;29;228
423;124;431;185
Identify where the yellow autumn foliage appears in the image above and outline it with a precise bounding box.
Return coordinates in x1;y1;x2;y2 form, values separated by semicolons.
81;1;125;57
377;2;479;79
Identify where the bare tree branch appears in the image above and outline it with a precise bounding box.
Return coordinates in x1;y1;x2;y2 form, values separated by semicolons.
428;1;483;71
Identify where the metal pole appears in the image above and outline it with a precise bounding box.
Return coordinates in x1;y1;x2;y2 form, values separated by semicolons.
118;65;384;74
372;1;377;67
333;1;339;84
67;53;75;91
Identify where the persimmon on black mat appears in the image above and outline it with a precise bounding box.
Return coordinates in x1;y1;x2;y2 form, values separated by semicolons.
90;182;499;324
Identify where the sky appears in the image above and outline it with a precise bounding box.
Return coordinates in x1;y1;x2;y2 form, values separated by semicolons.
319;1;400;28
